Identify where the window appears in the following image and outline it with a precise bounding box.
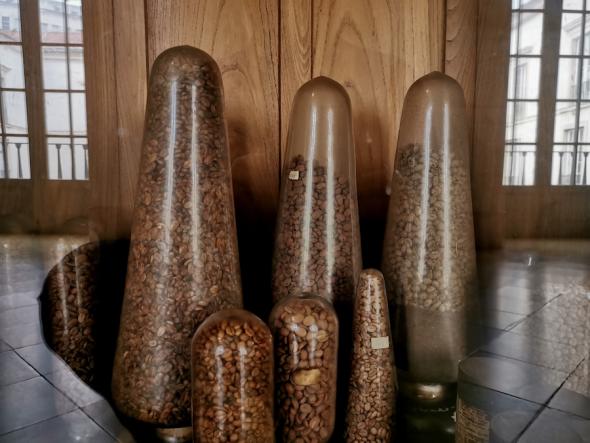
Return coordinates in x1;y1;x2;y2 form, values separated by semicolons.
0;0;88;181
503;0;544;185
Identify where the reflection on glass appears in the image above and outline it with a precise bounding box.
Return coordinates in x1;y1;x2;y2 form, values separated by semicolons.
0;143;4;178
560;14;583;55
511;102;538;142
66;0;83;44
508;57;541;99
575;145;590;184
2;91;27;133
506;102;514;142
39;0;66;43
517;13;544;55
71;92;86;134
563;0;584;10
68;47;84;89
0;0;21;42
72;137;88;179
47;136;72;180
585;16;590;54
551;145;576;185
0;45;24;88
42;46;68;89
521;0;544;8
557;58;580;99
5;136;30;179
44;92;70;135
503;145;536;185
554;101;578;142
582;59;590;99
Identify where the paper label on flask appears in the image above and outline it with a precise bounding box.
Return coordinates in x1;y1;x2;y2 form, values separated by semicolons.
371;336;390;349
288;170;300;180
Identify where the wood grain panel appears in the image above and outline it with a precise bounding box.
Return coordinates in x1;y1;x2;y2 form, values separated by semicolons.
146;0;280;220
280;0;312;162
84;0;121;240
113;0;148;236
472;0;510;248
445;0;478;142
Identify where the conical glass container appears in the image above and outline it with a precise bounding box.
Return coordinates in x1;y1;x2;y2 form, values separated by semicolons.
269;294;339;443
381;72;477;403
111;46;242;427
191;309;274;442
344;269;396;442
271;76;362;305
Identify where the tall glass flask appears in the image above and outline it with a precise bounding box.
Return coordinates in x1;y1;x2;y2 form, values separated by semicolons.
381;72;477;403
111;46;242;427
271;76;362;305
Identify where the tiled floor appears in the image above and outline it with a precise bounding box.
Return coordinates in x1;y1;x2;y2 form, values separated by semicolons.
0;235;588;442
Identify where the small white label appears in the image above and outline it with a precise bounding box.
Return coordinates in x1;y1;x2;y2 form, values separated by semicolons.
371;336;390;349
288;170;300;180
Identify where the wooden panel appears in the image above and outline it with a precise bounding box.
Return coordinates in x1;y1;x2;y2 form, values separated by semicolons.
113;0;148;236
445;0;478;142
84;0;121;239
280;0;312;162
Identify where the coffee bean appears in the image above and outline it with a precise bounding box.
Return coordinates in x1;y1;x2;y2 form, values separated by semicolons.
192;309;274;443
111;46;242;427
270;294;338;442
272;155;361;304
344;269;396;442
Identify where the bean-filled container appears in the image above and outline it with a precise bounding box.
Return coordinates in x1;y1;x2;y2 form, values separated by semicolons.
191;309;274;443
344;269;396;442
111;46;242;427
381;72;477;403
271;76;362;305
270;294;338;442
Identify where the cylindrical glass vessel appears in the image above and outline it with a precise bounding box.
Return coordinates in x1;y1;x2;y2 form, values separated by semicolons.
381;72;477;401
191;309;274;442
112;46;242;427
344;269;396;442
270;294;339;442
271;76;362;305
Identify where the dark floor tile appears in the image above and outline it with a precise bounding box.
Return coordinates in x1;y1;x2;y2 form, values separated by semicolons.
518;408;590;443
0;293;38;312
0;410;115;443
0;322;43;349
480;293;547;316
15;344;68;375
482;331;585;373
0;306;39;329
0;377;76;434
0;340;10;352
45;369;104;408
83;400;135;443
550;386;590;420
0;351;37;386
459;352;567;404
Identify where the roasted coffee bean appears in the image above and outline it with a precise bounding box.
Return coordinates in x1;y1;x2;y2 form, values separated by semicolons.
344;269;396;443
270;295;338;443
43;242;99;385
111;46;242;427
192;309;274;443
272;155;360;304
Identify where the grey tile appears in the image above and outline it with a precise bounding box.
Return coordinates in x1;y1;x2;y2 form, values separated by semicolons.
0;377;76;434
518;408;590;443
45;369;104;408
549;360;590;419
0;351;37;386
0;305;39;329
0;410;116;443
83;400;135;443
0;294;38;312
482;331;585;373
0;340;10;352
15;344;69;375
481;294;547;316
478;309;526;330
0;322;43;349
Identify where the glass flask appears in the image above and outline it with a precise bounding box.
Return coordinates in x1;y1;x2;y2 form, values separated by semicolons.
111;46;243;427
271;76;362;305
191;309;274;443
344;269;396;442
269;294;339;442
381;71;477;403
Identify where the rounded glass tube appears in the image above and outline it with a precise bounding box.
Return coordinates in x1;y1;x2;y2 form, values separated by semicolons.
112;46;242;426
382;72;477;396
272;76;362;304
270;294;339;442
191;309;274;442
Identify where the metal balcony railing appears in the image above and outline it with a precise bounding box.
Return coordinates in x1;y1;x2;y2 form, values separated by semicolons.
503;148;536;185
553;148;590;185
0;142;29;179
49;142;89;180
